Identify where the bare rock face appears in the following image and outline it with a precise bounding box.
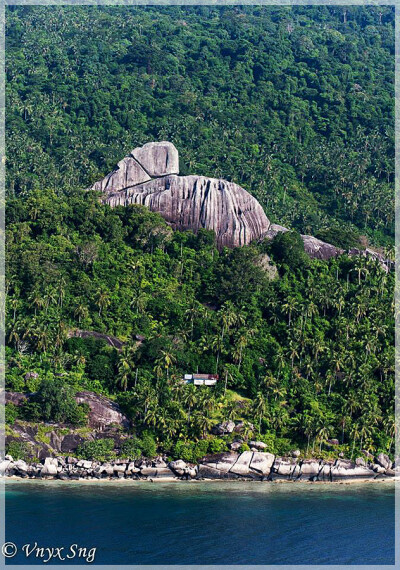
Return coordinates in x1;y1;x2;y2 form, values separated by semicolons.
104;175;271;250
75;391;130;430
132;141;179;177
348;248;391;272
301;235;343;260
92;156;151;193
5;391;28;406
91;142;271;249
262;224;342;261
263;223;289;240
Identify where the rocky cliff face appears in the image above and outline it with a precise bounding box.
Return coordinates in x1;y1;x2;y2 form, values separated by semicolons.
91;141;271;249
5;391;129;460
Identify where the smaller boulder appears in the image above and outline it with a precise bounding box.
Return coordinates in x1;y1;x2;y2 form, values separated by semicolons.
100;464;114;476
76;460;92;469
66;457;78;465
14;460;28;473
376;453;392;471
44;457;58;467
249;441;267;450
141;467;157;477
127;462;140;473
0;460;11;475
132;141;179;177
355;457;366;467
41;464;57;476
212;421;235;435
233;422;254;433
25;372;39;381
169;460;187;476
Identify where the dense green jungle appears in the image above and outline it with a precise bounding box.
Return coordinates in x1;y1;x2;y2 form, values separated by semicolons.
5;5;395;463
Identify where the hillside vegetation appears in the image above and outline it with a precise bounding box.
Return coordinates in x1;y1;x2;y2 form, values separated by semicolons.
6;5;394;245
5;6;395;460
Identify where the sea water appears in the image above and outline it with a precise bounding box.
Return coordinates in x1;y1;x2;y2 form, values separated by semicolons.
4;480;395;565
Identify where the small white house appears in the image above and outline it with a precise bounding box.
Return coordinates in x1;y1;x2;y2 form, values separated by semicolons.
184;373;219;386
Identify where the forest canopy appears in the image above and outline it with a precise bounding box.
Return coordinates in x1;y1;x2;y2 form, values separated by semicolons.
6;5;395;246
5;5;395;461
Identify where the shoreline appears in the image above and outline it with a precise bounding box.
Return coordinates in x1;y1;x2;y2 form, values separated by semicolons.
2;451;396;484
3;474;397;485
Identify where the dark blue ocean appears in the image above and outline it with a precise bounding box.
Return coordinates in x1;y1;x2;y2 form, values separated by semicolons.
5;480;395;565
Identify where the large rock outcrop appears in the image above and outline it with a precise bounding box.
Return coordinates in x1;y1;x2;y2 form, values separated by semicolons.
91;142;271;249
91;142;391;269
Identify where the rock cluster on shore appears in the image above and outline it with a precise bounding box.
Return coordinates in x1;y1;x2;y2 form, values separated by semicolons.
1;451;396;482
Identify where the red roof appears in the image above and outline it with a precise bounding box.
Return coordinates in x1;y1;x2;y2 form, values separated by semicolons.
192;374;219;380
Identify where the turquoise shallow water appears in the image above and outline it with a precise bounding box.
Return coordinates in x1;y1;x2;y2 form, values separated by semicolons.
5;480;395;565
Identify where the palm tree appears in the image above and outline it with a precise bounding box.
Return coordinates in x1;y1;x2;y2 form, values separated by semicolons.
358;421;373;451
9;297;19;322
232;328;256;371
130;290;148;315
287;342;299;369
28;290;45;316
252;392;267;434
241;420;255;442
317;425;332;453
383;414;396;453
303;416;315;456
117;371;129;392
145;405;158;428
154;350;176;381
350;257;369;286
219;301;238;343
96;287;111;316
8;321;21;347
117;343;137;391
282;297;299;326
350;423;360;459
222;365;235;396
182;386;197;426
211;334;224;373
74;302;89;324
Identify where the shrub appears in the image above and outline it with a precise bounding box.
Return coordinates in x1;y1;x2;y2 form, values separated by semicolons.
35;425;51;444
6;440;30;461
140;431;157;458
20;401;42;422
76;438;115;461
193;439;209;461
5;403;19;425
87;354;116;387
120;437;142;459
274;437;292;456
172;440;194;462
238;443;250;453
269;231;309;270
67;403;89;427
258;432;277;453
208;438;228;454
30;377;87;426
